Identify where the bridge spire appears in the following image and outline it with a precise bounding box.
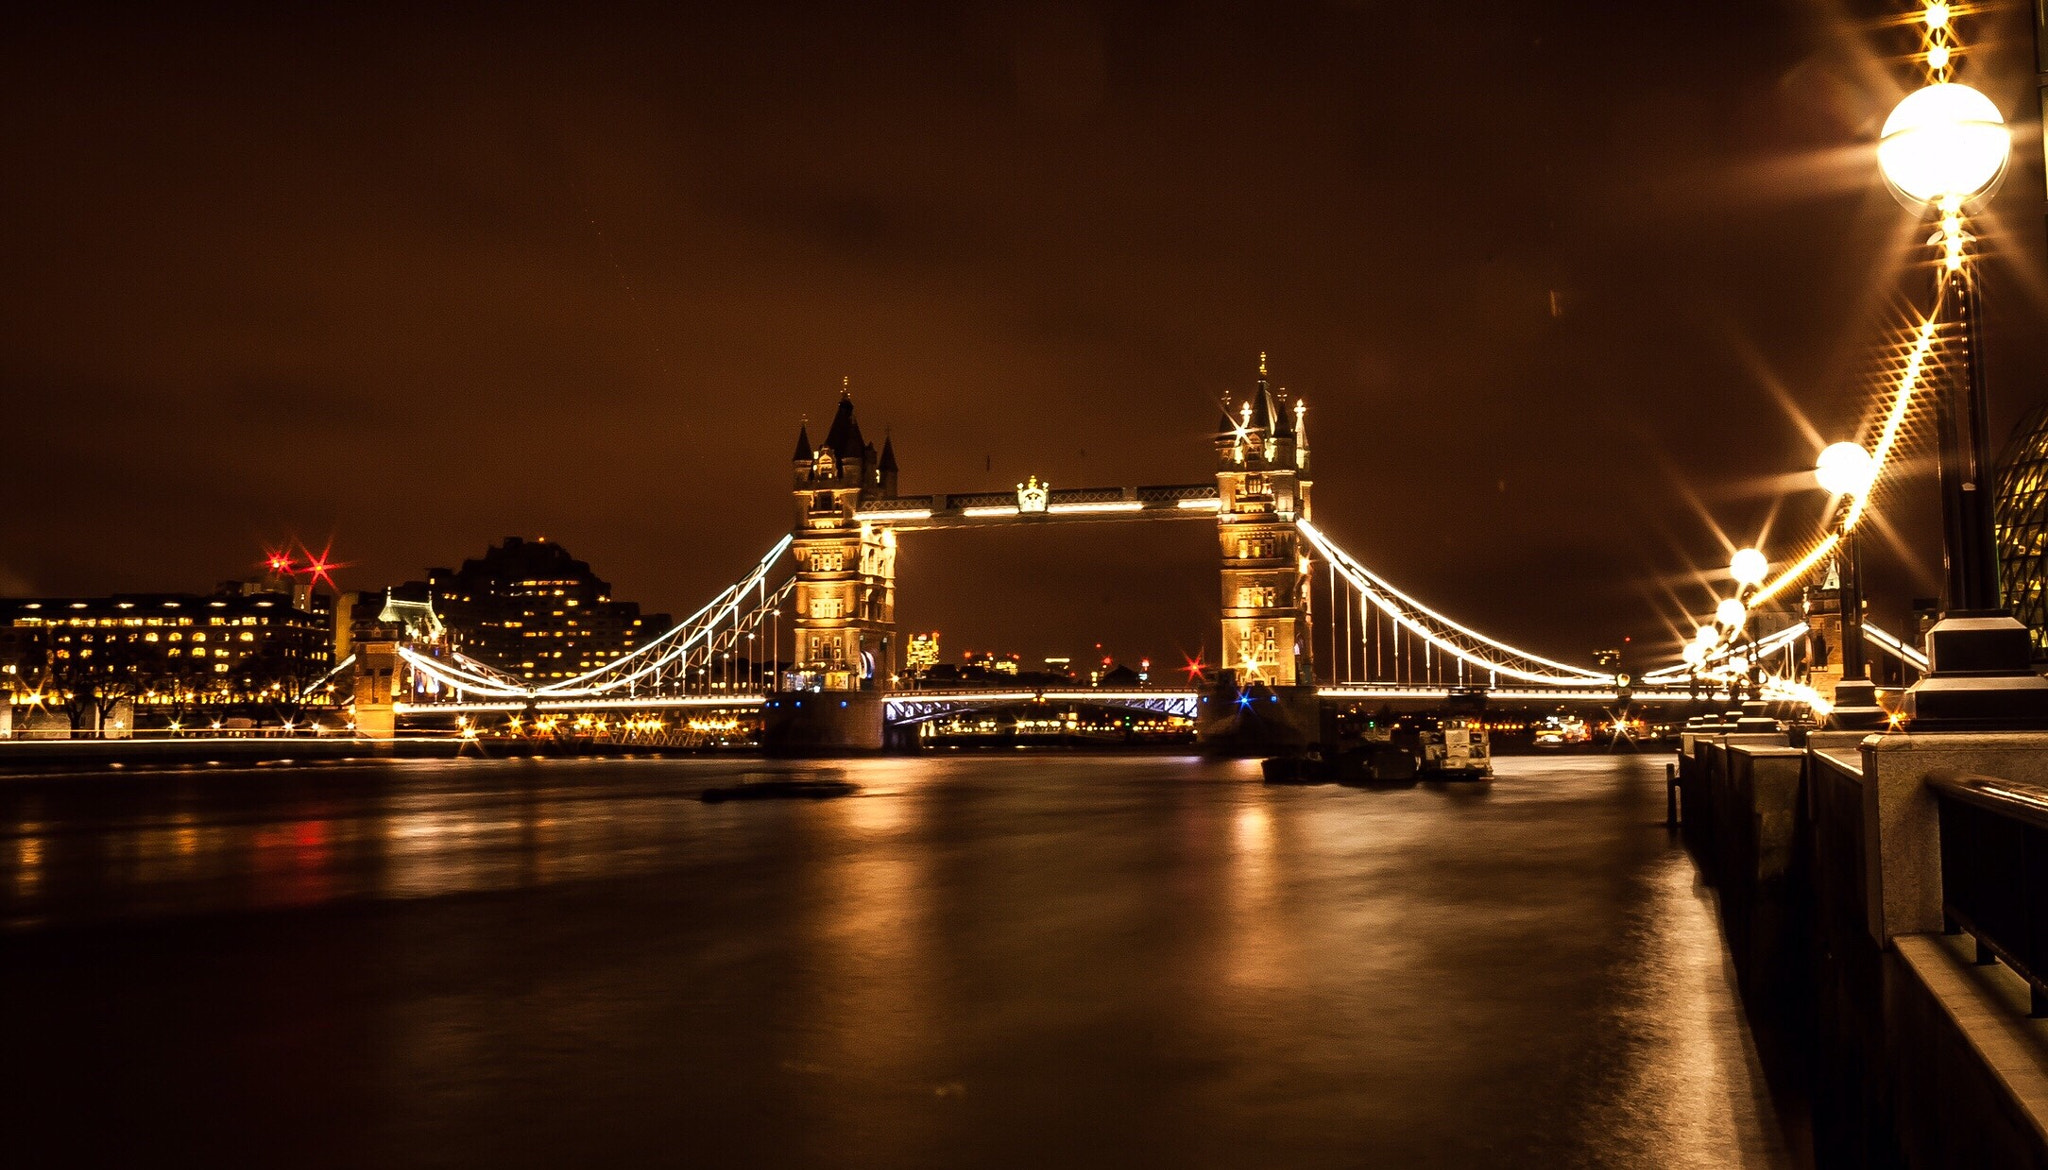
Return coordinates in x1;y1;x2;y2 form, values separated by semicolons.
879;433;899;495
1247;355;1276;433
823;387;866;457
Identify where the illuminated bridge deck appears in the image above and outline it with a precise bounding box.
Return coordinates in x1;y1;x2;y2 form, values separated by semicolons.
398;683;1703;719
400;683;1701;720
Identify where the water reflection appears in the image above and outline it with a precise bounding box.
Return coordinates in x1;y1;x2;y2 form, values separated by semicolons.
0;753;1790;1168
13;832;41;900
1570;844;1792;1167
0;759;770;925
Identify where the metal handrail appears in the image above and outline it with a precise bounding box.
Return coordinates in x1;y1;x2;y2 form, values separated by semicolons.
1928;772;2048;833
1928;771;2048;1016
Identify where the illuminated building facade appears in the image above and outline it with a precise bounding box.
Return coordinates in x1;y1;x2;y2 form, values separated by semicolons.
422;537;669;682
904;631;940;676
1214;356;1313;686
0;592;334;721
788;391;898;690
1995;403;2048;662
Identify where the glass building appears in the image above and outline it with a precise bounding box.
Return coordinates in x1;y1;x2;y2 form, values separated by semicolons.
1995;402;2048;662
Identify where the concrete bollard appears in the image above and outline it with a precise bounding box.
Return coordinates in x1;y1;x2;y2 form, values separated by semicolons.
1666;760;1679;827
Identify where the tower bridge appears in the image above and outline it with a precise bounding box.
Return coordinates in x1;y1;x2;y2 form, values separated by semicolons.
779;359;1315;707
377;358;1927;749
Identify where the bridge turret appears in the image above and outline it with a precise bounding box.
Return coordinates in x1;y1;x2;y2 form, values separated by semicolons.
1215;398;1241;468
1271;380;1302;472
1215;354;1313;688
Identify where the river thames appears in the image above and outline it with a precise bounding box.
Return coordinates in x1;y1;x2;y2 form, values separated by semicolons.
2;753;1790;1168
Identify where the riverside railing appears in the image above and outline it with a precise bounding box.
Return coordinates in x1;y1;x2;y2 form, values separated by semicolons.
1930;773;2048;1017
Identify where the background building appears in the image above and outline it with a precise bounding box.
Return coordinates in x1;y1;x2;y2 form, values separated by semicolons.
904;632;940;676
0;591;335;732
416;537;670;683
1996;404;2048;663
334;586;444;662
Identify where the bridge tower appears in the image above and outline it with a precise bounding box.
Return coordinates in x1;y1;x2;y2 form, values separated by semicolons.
769;386;896;751
787;388;898;690
1202;355;1321;751
1215;354;1313;686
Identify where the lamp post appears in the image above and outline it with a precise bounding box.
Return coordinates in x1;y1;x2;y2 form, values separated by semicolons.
1879;65;2048;723
1688;623;1722;706
1815;442;1888;727
2035;0;2048;242
1726;551;1771;702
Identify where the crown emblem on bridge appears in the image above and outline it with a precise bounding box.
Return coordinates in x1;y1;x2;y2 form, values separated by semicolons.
1016;475;1049;513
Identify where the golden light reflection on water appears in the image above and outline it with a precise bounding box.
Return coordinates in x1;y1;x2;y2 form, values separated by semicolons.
14;834;42;900
1221;797;1285;991
793;764;935;1159
1572;852;1791;1168
380;803;499;900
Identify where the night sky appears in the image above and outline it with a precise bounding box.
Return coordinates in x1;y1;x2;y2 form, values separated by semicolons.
4;0;2046;673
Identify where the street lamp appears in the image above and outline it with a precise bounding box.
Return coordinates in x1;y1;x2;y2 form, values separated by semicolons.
1814;442;1885;727
1715;597;1747;630
1815;441;1875;497
1877;83;2009;206
1878;67;2048;723
1730;548;1768;592
1723;550;1771;702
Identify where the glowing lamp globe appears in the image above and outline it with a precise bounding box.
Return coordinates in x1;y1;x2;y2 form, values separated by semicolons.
1682;642;1705;667
1715;598;1747;629
1815;441;1877;497
1695;624;1719;647
1878;82;2009;205
1729;548;1769;589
